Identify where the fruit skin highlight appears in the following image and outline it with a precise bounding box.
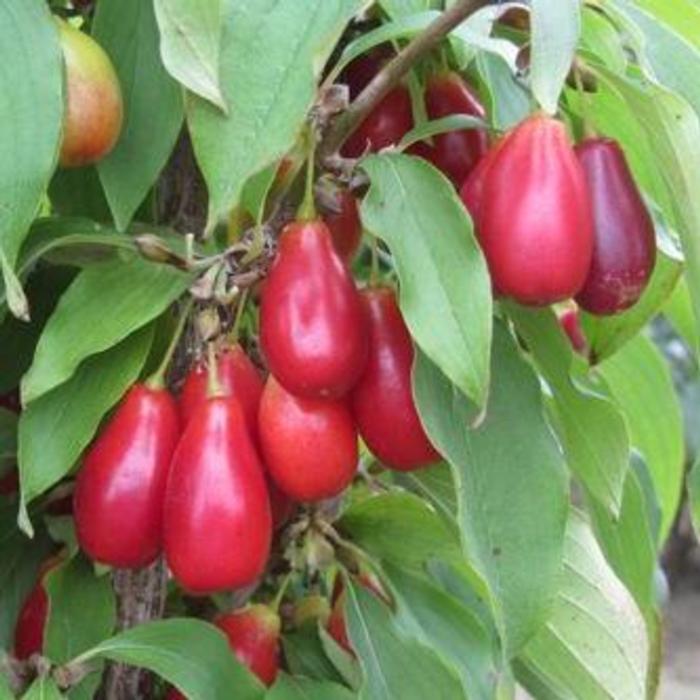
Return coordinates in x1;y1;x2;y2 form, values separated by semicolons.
574;137;656;315
477;114;593;306
164;397;272;594
351;287;440;471
258;376;358;502
56;18;123;168
74;384;180;569
260;219;368;400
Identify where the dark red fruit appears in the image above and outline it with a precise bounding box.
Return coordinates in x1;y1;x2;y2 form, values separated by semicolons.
351;288;440;471
258;377;358;502
478;114;593;305
215;605;281;687
179;345;263;439
323;188;363;262
74;384;180;568
260;219;368;399
0;469;19;495
0;389;20;413
341;44;394;100
559;308;588;355
574;137;656;315
164;397;271;594
14;557;62;660
459;138;504;226
408;72;488;187
342;86;413;158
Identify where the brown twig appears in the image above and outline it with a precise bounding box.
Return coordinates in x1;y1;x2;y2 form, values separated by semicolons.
319;0;491;160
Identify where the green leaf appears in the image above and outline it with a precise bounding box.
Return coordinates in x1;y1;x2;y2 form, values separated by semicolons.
0;501;53;650
20;677;64;700
379;0;436;19
345;581;465;700
318;626;362;690
413;322;568;656
266;675;355;700
0;674;12;700
393;462;457;526
188;0;360;228
509;306;630;516
385;563;501;700
281;628;344;685
339;492;461;571
44;556;116;663
515;511;648;700
530;0;580;113
49;167;112;223
689;455;700;542
21;258;190;404
72;619;264;700
18;325;154;525
398;115;491;151
475;53;530;131
0;0;63;319
154;0;226;110
93;0;184;231
597;334;685;543
665;277;699;351
587;456;659;625
360;153;492;408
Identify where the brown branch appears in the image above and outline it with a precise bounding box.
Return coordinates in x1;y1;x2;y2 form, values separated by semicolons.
319;0;491;159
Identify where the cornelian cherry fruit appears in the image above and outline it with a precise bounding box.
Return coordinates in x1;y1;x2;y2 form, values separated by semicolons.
258;377;358;502
340;44;394;100
322;188;363;262
351;287;440;471
164;396;271;594
409;72;488;187
260;219;368;399
574;137;656;315
478;114;593;305
74;384;180;568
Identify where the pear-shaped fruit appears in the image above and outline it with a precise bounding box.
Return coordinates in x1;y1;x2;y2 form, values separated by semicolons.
164;396;271;594
351;287;440;471
56;18;123;167
74;384;180;568
260;219;368;399
323;187;363;262
258;377;358;502
478;114;593;305
574;137;656;315
409;72;488;187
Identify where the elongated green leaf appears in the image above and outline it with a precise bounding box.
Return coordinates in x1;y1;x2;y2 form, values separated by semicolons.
18;325;154;527
587;456;659;624
475;53;530;131
154;0;225;110
345;581;465;700
0;502;53;650
339;492;461;571
94;0;184;231
49;167;112;223
380;0;435;18
73;619;263;700
21;677;64;700
44;556;116;663
394;462;457;525
22;258;190;403
281;628;344;685
414;322;568;656
188;0;360;228
0;674;12;700
398;115;490;151
530;0;580;113
509;306;630;515
361;153;492;407
689;456;700;541
665;277;699;351
266;675;355;700
516;511;648;700
0;0;63;319
598;334;685;542
386;563;501;700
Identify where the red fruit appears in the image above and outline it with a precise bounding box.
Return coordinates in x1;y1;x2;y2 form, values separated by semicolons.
56;19;123;167
478;114;593;305
165;690;185;700
559;308;587;355
408;72;488;187
258;377;358;502
341;44;394;100
351;288;440;471
323;189;363;262
164;397;271;594
459;138;504;226
14;557;63;660
215;605;281;687
0;389;20;413
574;137;656;315
179;345;263;438
74;384;180;568
267;475;296;530
260;219;368;399
0;469;19;496
342;86;413;158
